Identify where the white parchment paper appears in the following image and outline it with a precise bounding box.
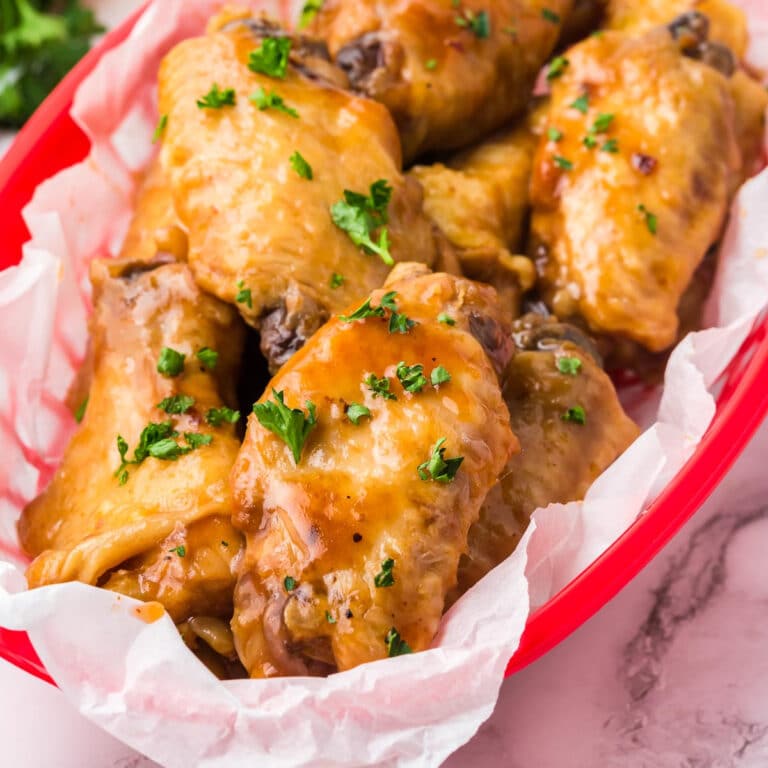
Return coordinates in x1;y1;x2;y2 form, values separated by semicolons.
1;1;767;765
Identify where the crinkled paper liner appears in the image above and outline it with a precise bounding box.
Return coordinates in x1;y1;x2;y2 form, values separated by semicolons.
0;1;767;765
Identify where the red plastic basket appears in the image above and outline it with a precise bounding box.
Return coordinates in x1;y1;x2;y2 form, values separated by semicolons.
1;6;767;688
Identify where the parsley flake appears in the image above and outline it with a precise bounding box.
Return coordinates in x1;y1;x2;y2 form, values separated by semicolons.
330;272;345;289
455;8;491;38
396;362;427;393
547;126;563;142
250;87;299;118
236;280;253;308
346;403;371;425
389;310;416;334
290;150;313;179
153;114;167;143
169;545;186;557
205;407;240;426
601;138;619;153
325;610;336;624
438;313;456;326
331;180;393;265
385;627;412;657
157;347;185;377
197;83;236;109
638;204;658;235
418;437;463;483
74;395;88;424
570;94;589;114
253;389;317;464
196;347;218;370
248;36;291;79
284;575;297;591
365;373;396;401
554;155;573;171
431;366;451;386
546;55;568;81
156;394;195;414
583;134;597;149
541;7;560;23
425;58;437;70
298;0;323;29
340;291;395;322
557;356;582;376
374;558;395;588
592;113;614;133
562;406;586;425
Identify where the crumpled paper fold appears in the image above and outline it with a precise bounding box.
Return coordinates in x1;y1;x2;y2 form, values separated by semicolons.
0;1;767;765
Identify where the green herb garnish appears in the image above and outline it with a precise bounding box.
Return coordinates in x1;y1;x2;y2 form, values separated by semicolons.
546;55;569;81
396;362;427;393
374;558;395;588
169;545;186;557
601;138;619;153
331;180;393;265
346;403;371;425
541;8;560;23
157;347;185;377
385;627;412;657
417;437;463;483
325;610;336;624
236;280;253;309
248;36;291;79
205;407;241;426
455;8;491;38
74;395;88;424
425;58;437;70
562;406;586;424
583;134;597;149
290;150;313;179
365;373;396;401
547;126;563;142
153;114;168;143
298;0;323;29
430;366;451;386
554;155;573;171
196;347;218;370
250;87;299;118
557;357;582;376
156;394;195;414
570;94;589;114
197;83;236;109
330;272;344;289
339;291;396;322
592;113;614;133
438;313;456;326
284;575;297;591
638;204;658;235
253;389;317;464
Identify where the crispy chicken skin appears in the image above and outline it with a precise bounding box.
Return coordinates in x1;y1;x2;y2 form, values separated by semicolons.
309;0;574;162
230;264;517;677
158;11;442;371
19;259;246;624
410;120;538;319
453;314;639;598
529;18;742;353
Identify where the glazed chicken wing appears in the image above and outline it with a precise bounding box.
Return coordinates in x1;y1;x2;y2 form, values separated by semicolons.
529;16;743;353
453;314;639;598
410;120;538;319
19;258;246;626
309;0;574;161
230;264;517;677
159;11;443;371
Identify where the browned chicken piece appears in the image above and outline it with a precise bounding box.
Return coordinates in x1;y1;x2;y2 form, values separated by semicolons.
230;263;518;677
309;0;574;162
453;314;639;598
410;120;538;320
529;15;744;354
603;0;749;59
158;11;443;371
19;258;246;626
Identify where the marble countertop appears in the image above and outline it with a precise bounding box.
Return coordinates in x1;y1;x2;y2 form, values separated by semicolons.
3;418;767;767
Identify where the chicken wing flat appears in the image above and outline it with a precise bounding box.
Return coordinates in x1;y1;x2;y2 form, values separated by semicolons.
410;120;538;319
309;0;574;162
158;11;442;371
230;264;517;677
19;258;246;626
529;17;743;353
453;314;639;598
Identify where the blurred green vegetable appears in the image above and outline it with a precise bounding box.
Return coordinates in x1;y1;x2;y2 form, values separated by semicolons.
0;0;103;126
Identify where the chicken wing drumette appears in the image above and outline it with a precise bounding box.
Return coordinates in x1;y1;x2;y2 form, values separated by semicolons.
20;258;246;630
453;314;639;598
230;264;517;677
309;0;574;161
158;10;444;371
529;16;746;354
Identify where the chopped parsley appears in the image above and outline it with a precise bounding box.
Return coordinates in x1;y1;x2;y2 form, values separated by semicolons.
583;134;597;149
570;94;589;114
153;114;167;143
169;545;186;557
396;362;427;393
431;366;451;386
248;36;291;79
365;373;396;401
385;627;412;657
253;390;317;464
298;0;323;29
331;180;393;265
418;437;463;483
325;610;336;624
638;204;658;235
284;575;297;591
557;356;582;376
374;558;395;588
221;541;229;547
554;155;573;171
290;150;313;179
250;87;299;118
541;7;560;23
235;280;253;308
547;126;563;142
156;394;195;414
205;407;241;426
74;395;88;424
330;272;345;289
340;291;396;322
389;311;416;334
592;113;614;133
455;8;491;38
546;55;568;81
346;403;371;425
601;138;619;153
425;58;437;70
438;313;456;326
196;347;218;370
197;83;236;109
157;347;185;377
562;406;586;425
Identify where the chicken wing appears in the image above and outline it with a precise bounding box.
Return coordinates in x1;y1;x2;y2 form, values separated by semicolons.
309;0;574;161
529;17;742;353
410;120;538;319
453;314;639;597
158;11;443;371
20;258;246;626
230;263;517;677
